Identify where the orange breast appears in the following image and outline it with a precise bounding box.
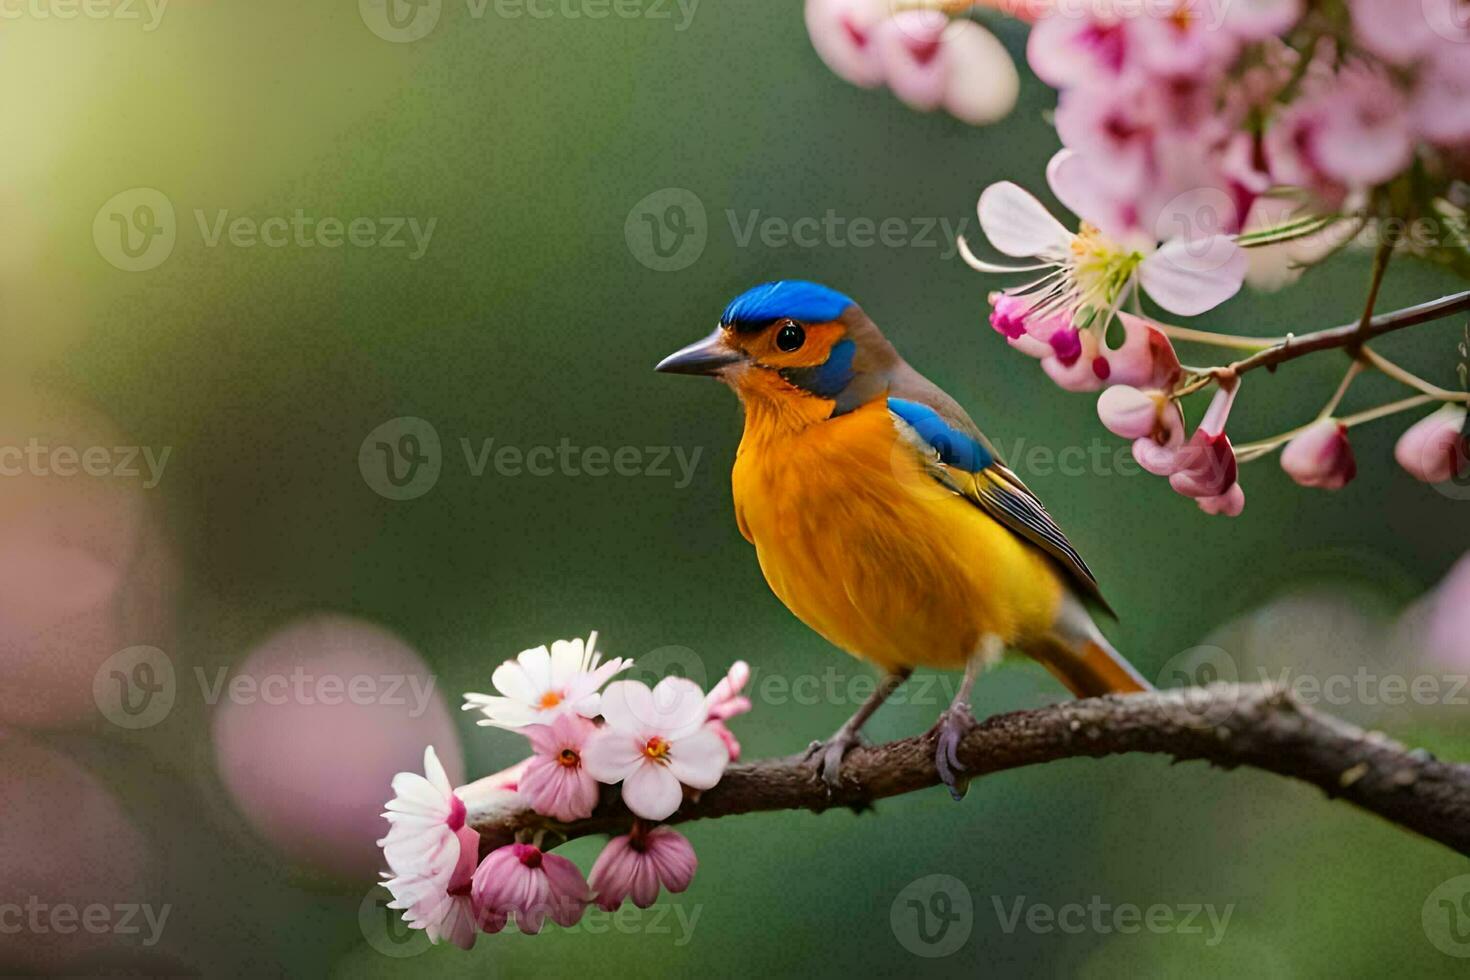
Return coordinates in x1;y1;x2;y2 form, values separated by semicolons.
731;398;1063;672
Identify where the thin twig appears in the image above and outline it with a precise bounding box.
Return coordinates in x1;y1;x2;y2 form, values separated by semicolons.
463;683;1470;857
1361;347;1470;403
1221;290;1470;379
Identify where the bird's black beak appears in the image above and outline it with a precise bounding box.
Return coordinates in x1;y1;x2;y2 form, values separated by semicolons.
655;328;743;377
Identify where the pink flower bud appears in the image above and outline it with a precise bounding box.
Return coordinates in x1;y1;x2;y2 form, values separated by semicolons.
874;11;950;111
1170;430;1239;499
1131;399;1187;476
1105;313;1184;389
1395;405;1469;484
1197;482;1246;517
1097;386;1161;440
804;0;887;89
1281;419;1357;490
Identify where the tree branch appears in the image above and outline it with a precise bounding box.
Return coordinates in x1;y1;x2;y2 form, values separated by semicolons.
1225;290;1470;378
463;683;1470;856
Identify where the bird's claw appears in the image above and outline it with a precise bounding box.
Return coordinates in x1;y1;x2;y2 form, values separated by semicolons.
932;705;976;801
805;729;865;791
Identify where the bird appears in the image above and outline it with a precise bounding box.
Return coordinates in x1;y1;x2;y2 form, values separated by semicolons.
656;280;1152;798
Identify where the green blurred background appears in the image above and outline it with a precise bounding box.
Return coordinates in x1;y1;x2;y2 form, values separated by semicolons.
2;1;1468;977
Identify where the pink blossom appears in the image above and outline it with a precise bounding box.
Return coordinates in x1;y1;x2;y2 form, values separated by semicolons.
1026;11;1132;90
1395;405;1470;484
588;825;698;911
464;631;631;729
378;747;481;948
874;11;950;111
704;661;753;760
381;825;481;949
1412;43;1470;147
1267;63;1414;202
472;844;589;934
1169;383;1241;499
582;678;730;821
805;0;1018;124
1281;419;1357;490
1350;0;1469;66
803;0;887;88
519;714;600;823
967;153;1246;341
378;746;468;879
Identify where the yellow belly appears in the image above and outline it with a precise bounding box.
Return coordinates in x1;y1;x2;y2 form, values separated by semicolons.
732;399;1063;673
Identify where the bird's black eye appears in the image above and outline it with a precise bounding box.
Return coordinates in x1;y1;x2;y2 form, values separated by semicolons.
775;320;805;352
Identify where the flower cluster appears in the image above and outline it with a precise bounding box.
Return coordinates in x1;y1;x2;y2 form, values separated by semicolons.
804;0;1021;125
379;633;751;947
950;0;1470;515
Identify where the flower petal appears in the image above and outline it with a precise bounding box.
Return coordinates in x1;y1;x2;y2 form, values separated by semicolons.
667;725;731;790
622;761;684;821
580;729;644;784
1138;238;1247;316
977;181;1072;258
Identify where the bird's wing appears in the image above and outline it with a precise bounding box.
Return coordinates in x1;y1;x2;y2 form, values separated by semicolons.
885;380;1111;614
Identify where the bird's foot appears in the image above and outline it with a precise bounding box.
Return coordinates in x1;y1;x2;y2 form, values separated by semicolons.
803;728;866;791
931;705;976;801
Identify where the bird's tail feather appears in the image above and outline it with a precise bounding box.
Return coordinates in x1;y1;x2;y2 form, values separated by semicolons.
1025;632;1153;697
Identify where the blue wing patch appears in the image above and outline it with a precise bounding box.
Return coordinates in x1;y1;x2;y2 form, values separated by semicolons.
888;398;993;472
722;281;853;330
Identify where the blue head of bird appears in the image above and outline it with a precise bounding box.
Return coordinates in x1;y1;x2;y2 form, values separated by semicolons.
655;281;901;429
